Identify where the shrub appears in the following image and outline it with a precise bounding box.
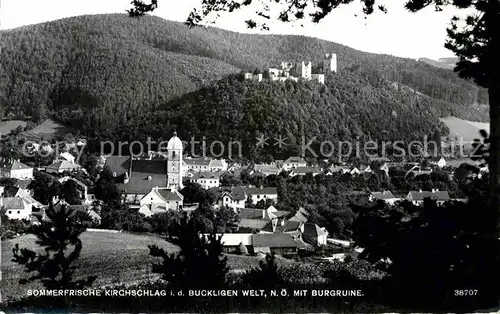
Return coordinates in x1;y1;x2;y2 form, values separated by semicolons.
237;242;248;255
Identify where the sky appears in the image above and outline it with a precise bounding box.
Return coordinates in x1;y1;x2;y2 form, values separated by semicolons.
0;0;474;60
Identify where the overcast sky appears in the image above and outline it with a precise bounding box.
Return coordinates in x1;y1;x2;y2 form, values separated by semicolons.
0;0;473;60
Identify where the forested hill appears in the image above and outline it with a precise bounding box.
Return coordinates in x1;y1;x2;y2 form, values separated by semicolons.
0;14;488;141
156;71;462;159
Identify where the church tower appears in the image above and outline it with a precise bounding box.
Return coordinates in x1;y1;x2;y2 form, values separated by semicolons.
166;131;184;190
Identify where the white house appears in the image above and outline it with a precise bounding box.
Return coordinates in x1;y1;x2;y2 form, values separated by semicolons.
190;172;221;189
216;187;247;209
282;157;307;171
216;186;278;209
301;223;329;246
369;191;397;205
1;197;32;220
253;164;280;176
245;187;278;205
290;166;322;177
0;160;34;179
429;157;447;168
183;158;227;174
406;189;450;206
139;186;184;214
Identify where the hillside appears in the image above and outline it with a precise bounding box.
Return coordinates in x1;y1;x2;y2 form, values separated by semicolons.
150;72;463;159
0;14;489;147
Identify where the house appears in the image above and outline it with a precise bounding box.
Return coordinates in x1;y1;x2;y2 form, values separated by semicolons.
2;186;43;208
328;165;350;174
265;206;290;220
379;163;390;174
406;165;433;177
301;223;329;246
0;160;34;179
251;233;298;255
252;164;280;176
139;186;184;215
290;166;322;177
217;187;247;209
289;207;310;223
369;191;397;205
429;157;447;168
45;160;82;174
190;171;221;189
209;159;228;172
349;167;361;175
282;157;307;171
359;164;372;173
244;187;278;205
1;197;32;220
58;152;76;163
183;158;228;173
202;233;253;253
227;162;242;172
261;218;302;234
406;189;450;206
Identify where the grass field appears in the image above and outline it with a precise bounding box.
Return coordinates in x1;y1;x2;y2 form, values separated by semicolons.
0;120;27;136
1;231;178;301
22;119;72;140
0;231;276;302
440;116;490;144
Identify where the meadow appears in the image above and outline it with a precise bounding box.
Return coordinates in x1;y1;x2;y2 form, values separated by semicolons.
0;120;27;136
1;231;176;301
440;116;490;143
0;230;288;301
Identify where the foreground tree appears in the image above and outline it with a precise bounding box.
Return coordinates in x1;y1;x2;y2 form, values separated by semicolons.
352;181;499;310
149;213;229;290
12;202;96;293
95;166;120;204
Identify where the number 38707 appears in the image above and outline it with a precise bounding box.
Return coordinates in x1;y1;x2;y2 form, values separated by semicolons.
454;289;478;296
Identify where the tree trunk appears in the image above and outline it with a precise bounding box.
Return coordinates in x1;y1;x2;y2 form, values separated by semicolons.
489;87;500;233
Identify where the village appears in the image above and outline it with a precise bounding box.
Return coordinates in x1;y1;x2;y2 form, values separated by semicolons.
0;131;485;262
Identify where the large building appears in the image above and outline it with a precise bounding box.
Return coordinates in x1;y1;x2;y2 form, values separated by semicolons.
0;160;34;179
104;132;185;205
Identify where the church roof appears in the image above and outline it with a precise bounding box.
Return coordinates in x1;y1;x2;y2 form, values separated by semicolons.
118;160;167;194
104;156;131;178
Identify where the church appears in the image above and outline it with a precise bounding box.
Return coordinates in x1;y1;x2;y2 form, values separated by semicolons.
103;132;185;213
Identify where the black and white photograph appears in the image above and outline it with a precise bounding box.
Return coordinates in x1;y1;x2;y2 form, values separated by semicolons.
0;0;499;312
